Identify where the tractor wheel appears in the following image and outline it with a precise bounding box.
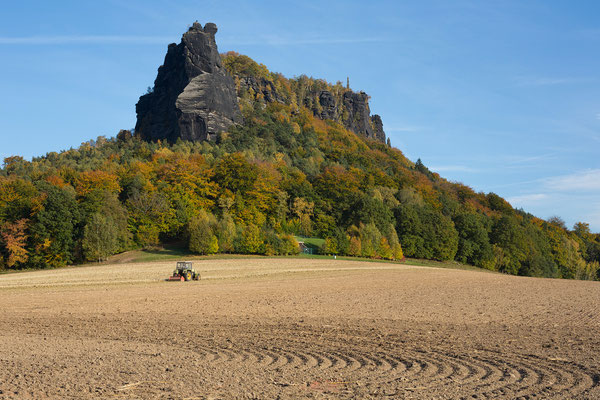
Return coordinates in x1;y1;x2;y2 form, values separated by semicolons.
185;271;192;281
194;273;200;281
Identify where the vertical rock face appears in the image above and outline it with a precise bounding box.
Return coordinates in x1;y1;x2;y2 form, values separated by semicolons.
342;91;375;140
370;115;386;142
318;91;338;120
135;22;241;142
316;90;386;143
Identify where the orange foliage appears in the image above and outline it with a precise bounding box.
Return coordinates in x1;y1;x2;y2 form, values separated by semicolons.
1;218;28;267
75;170;120;196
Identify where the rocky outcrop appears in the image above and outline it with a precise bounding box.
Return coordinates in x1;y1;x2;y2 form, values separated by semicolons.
342;91;375;140
370;114;386;142
318;91;338;120
315;90;386;143
136;22;386;145
239;76;286;104
135;22;241;142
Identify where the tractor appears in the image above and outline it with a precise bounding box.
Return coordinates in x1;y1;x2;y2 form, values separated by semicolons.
167;261;200;281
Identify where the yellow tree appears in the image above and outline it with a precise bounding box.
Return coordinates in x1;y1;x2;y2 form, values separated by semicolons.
292;197;314;236
0;219;29;268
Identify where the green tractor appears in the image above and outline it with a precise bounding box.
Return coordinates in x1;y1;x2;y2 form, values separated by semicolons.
167;261;200;281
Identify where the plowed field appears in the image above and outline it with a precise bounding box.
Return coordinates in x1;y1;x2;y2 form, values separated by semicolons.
0;258;598;399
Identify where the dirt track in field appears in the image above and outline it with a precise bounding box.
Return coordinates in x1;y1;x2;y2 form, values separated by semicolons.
0;258;598;399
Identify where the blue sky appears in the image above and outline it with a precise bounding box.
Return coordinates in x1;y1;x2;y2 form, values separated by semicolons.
1;0;599;231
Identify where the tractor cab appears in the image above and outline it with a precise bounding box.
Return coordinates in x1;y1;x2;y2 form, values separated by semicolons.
168;261;200;281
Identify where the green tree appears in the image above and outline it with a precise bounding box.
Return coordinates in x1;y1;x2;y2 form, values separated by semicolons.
238;224;263;254
188;210;218;255
322;237;338;255
489;216;527;275
453;213;494;269
378;237;393;259
360;223;382;258
395;204;458;261
215;214;237;253
292;197;314;236
30;184;80;268
348;236;362;257
126;191;172;247
279;234;300;255
82;213;118;262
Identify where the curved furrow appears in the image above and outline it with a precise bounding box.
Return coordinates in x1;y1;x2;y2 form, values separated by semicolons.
468;356;526;397
474;354;596;399
359;352;397;373
311;350;348;371
405;353;449;383
385;351;460;389
426;350;506;391
440;352;498;388
191;340;599;398
305;350;334;370
240;346;276;367
328;350;363;372
365;349;503;391
191;345;220;363
425;351;480;385
279;347;319;370
262;348;289;370
508;355;597;399
259;346;306;371
325;351;348;371
387;355;424;380
278;348;306;369
211;346;246;364
475;356;555;399
342;352;371;372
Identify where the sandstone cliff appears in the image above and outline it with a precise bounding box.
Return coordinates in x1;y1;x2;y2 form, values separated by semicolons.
224;55;387;143
135;22;241;142
136;22;386;144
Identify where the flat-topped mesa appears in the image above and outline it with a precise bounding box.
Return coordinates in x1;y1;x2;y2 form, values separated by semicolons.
135;22;241;142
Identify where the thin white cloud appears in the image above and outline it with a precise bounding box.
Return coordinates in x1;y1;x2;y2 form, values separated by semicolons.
587;208;600;230
596;113;600;120
506;193;548;206
221;35;390;46
385;125;426;133
514;76;593;87
430;165;479;173
503;153;557;165
0;35;173;45
545;169;600;192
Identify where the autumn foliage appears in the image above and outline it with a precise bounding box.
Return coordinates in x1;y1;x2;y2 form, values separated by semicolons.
0;54;598;280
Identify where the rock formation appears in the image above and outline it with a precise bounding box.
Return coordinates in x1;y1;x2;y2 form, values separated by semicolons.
136;22;386;145
135;22;241;142
307;89;386;143
340;91;386;142
318;91;338;120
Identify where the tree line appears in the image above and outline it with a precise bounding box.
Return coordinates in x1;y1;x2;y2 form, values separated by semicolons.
1;54;599;280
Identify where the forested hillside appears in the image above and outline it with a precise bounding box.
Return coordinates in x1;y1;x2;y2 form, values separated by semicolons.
1;53;598;280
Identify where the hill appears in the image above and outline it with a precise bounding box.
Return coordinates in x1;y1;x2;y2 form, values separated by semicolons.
0;22;598;280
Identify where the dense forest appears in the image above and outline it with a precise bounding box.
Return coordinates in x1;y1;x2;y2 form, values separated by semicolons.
1;53;599;280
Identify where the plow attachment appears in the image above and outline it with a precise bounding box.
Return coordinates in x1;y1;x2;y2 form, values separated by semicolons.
167;275;185;281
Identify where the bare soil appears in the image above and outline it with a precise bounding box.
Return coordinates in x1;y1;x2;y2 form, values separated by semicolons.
0;258;598;399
